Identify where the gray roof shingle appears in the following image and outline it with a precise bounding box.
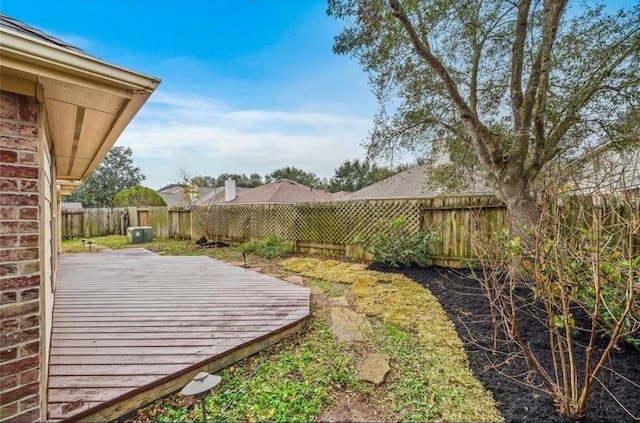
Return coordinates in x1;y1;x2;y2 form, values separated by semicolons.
1;14;85;53
344;164;492;200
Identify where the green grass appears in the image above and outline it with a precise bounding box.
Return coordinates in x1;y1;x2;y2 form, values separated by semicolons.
281;257;503;422
238;235;294;258
136;317;359;423
61;236;245;262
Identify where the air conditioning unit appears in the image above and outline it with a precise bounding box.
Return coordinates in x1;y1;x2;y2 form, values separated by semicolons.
127;226;154;244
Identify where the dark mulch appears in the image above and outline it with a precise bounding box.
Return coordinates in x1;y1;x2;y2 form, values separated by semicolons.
369;264;640;423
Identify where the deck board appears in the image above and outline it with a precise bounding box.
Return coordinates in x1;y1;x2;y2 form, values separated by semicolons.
48;248;309;422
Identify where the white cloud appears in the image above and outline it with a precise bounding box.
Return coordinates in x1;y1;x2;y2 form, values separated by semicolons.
118;91;373;189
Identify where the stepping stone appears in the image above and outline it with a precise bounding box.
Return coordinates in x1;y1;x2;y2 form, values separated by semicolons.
358;353;391;385
330;307;371;342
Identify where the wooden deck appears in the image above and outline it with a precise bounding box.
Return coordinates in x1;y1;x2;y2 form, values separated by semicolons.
47;249;310;422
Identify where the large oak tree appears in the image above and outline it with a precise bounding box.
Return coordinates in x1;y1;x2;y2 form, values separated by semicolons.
329;0;639;234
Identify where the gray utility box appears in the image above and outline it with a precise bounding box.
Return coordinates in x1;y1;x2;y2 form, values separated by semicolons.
127;226;154;244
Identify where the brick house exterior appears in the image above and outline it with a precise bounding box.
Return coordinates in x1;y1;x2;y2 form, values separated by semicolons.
0;15;159;421
1;91;43;421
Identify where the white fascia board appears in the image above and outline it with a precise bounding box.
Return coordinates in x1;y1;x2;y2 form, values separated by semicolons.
0;28;161;93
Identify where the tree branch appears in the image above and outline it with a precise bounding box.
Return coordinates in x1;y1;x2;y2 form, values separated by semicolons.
542;36;640;170
388;0;501;176
510;0;532;123
512;0;567;176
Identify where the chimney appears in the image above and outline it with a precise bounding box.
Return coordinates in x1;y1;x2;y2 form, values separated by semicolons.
432;141;451;166
224;179;236;202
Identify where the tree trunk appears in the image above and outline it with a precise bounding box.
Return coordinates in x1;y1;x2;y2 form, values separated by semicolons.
494;176;542;281
499;176;542;245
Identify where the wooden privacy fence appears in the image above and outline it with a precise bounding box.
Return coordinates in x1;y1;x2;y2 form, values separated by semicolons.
61;194;638;268
61;207;192;240
550;194;640;258
192;195;508;267
61;207;137;238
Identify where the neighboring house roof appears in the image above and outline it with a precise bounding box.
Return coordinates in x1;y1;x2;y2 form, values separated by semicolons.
158;186;217;207
330;190;352;200
228;179;340;204
156;184;185;194
61;202;83;210
0;14;160;194
198;186;251;205
568;145;640;194
157;186;250;207
344;164;492;200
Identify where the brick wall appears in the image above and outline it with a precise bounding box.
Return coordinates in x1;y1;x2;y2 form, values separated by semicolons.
0;91;42;422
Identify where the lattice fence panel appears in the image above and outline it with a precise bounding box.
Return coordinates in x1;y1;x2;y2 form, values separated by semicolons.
195;198;466;244
192;204;298;240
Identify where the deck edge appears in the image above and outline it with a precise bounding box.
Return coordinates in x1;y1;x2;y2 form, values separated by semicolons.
53;317;308;422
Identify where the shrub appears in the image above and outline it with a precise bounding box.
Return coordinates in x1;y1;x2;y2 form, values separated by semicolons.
356;216;438;267
542;231;640;349
473;191;639;419
238;235;293;258
113;186;167;207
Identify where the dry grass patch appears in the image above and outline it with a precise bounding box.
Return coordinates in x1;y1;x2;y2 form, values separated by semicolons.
279;257;369;284
280;257;503;422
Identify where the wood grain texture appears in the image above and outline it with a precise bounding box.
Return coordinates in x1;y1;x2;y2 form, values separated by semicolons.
47;249;309;422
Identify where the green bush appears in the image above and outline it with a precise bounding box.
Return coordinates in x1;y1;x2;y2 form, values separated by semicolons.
356;216;438;267
238;235;293;258
113;186;167;207
518;223;640;350
553;239;640;349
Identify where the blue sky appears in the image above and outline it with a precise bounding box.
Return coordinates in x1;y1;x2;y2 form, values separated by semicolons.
1;1;383;189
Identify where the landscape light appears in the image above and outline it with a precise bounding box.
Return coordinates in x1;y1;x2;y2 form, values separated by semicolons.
181;372;221;423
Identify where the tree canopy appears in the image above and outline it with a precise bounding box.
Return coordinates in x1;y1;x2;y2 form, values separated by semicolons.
213;173;263;188
329;0;640;231
66;146;145;208
328;159;409;192
113;186;167;207
264;166;326;188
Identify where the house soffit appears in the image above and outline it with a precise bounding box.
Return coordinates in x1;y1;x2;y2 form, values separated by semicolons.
0;23;160;183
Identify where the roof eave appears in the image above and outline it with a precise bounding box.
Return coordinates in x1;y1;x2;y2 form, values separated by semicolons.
1;26;161;184
0;28;160;93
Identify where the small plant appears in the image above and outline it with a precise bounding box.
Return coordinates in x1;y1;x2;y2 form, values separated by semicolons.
239;235;293;258
355;216;438;267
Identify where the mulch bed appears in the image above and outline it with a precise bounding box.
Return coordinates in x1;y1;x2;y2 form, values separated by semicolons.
370;264;640;423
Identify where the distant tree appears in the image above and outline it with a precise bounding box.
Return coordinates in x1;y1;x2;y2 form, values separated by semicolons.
214;173;263;188
66;146;144;207
174;172;264;189
113;186;167;207
265;166;324;188
328;159;404;192
190;175;217;188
